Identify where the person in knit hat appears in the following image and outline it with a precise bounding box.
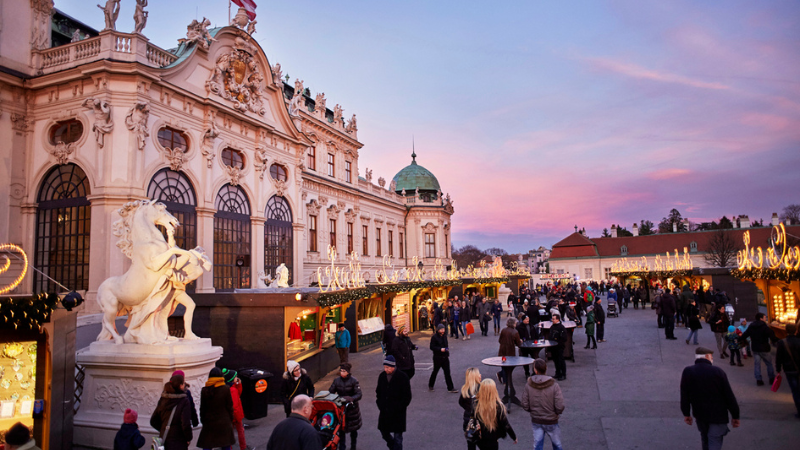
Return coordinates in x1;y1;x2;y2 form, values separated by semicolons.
279;360;314;417
197;367;236;450
222;368;252;450
3;422;41;450
172;370;199;427
150;372;192;450
113;408;146;450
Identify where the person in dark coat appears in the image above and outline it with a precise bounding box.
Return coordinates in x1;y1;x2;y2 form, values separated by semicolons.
739;312;778;386
280;360;315;416
382;324;396;355
328;363;363;450
376;355;412;450
709;305;730;359
114;408;146;450
197;367;235;450
150;374;193;450
594;298;606;342
661;290;678;340
681;347;740;450
775;323;800;417
584;305;597;349
429;324;455;391
391;325;418;380
474;379;517;449
516;315;537;377
266;395;322;450
526;301;541;327
685;299;702;345
549;313;568;381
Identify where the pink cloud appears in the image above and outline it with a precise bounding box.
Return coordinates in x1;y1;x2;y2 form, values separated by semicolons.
647;168;693;180
740;113;793;132
586;57;730;90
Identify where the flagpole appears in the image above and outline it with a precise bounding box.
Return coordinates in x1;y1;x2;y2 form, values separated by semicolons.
228;0;231;25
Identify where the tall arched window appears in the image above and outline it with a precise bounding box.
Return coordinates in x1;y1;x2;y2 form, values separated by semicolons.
34;164;91;293
147;168;198;291
214;184;251;290
264;195;293;285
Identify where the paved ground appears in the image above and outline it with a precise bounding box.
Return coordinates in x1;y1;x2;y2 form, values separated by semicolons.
232;297;800;450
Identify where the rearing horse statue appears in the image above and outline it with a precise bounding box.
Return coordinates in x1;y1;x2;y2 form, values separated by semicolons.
96;200;212;344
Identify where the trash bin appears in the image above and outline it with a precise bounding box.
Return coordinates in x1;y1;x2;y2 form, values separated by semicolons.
238;367;273;420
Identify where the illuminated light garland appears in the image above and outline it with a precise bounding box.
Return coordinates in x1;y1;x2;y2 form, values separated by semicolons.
0;293;59;332
736;223;800;271
609;270;693;279
0;244;29;295
730;268;800;283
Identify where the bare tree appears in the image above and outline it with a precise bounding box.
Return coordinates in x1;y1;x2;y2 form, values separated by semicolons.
780;204;800;225
703;230;740;267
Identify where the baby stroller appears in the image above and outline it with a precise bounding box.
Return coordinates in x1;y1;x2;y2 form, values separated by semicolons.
311;391;349;450
607;300;619;318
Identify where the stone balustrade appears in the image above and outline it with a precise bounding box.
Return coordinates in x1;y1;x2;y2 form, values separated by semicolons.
34;30;178;75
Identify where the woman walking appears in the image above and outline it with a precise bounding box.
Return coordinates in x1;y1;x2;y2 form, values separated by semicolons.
473;379;516;450
685;299;702;345
328;363;362;450
197;367;236;450
279;361;315;417
459;368;482;450
150;372;193;450
584;305;597;349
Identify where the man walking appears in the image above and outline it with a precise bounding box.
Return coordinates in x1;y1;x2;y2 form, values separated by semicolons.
775;323;800;418
335;323;351;364
709;304;730;359
594;298;606;342
521;358;565;450
680;347;740;450
739;312;778;386
479;297;492;336
266;395;322;450
661;289;678;340
429;324;456;392
376;355;412;450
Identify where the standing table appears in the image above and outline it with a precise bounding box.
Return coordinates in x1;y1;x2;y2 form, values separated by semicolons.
481;356;534;411
537;321;577;361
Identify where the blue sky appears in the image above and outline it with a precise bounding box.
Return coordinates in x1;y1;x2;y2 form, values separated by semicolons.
58;0;800;252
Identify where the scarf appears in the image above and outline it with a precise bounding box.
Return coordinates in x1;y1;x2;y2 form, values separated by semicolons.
205;377;226;387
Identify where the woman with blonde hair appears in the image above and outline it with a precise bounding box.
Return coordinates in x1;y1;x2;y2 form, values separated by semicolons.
459;368;482;449
474;379;516;449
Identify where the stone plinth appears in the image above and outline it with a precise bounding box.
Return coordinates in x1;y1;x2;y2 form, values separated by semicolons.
73;338;222;449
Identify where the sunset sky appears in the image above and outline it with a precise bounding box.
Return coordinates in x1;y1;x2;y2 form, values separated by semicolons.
58;0;800;253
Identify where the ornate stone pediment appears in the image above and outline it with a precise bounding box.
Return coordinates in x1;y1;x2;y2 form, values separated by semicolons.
422;222;437;232
327;204;340;218
50;142;76;165
307;199;321;215
344;208;357;223
206;47;266;115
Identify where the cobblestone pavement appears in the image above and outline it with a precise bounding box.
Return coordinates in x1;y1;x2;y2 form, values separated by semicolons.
210;298;800;449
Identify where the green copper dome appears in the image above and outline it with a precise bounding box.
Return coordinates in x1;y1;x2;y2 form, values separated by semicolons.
392;152;441;194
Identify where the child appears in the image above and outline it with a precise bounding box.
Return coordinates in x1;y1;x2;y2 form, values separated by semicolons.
737;318;751;359
725;325;743;367
113;408;146;450
223;368;250;450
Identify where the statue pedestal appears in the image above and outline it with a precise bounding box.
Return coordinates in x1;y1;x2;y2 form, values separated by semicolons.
73;338;222;449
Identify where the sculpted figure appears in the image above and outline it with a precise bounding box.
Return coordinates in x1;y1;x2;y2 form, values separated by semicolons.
275;263;290;288
133;0;148;34
333;104;344;125
97;0;121;31
125;101;150;151
247;20;257;35
71;29;82;43
182;17;216;50
272;63;282;86
83;98;114;148
315;92;326;117
96;200;212;344
345;114;357;133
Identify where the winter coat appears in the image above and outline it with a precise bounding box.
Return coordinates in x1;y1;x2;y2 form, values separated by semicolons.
328;375;363;432
584;310;595;336
725;332;740;350
521;374;565;425
491;301;503;318
382;325;396;352
458;391;478;430
149;386;193;450
516;322;537;341
594;303;605;323
266;413;322;450
549;322;567;348
335;328;351;349
185;388;199;427
196;379;235;448
686;304;702;331
391;335;417;370
498;326;522;357
475;402;516;445
432;305;443;327
680;358;740;424
660;293;677;317
376;369;412;433
709;309;730;333
526;305;542;326
279;369;315;416
479;302;492;322
739;319;777;353
776;335;800;374
678;287;693;310
607;291;618;303
113;423;146;450
230;382;244;422
462;303;471;321
430;331;450;359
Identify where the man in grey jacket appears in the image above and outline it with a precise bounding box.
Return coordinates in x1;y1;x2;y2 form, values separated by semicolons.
521;359;565;450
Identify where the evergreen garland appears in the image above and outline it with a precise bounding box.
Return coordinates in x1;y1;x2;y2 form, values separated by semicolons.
730;268;800;282
316;277;512;307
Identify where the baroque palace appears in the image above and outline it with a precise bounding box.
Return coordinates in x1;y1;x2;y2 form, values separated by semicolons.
0;1;455;316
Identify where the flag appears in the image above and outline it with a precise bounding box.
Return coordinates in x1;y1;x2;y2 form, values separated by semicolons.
231;0;257;21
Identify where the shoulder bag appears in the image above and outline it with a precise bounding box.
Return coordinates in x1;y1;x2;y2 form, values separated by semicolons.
464;398;480;444
151;405;177;450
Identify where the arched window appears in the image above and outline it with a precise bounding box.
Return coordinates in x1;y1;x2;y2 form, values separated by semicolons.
147;168;197;290
157;127;189;152
34;164;91;293
214;184;251;290
221;148;245;169
690;241;698;253
49;119;83;145
264;196;293;285
270;164;288;181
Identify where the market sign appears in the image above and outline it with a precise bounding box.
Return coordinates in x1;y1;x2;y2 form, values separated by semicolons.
732;223;800;281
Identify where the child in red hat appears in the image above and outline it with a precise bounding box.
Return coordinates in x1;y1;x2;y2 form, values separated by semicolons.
113;408;145;450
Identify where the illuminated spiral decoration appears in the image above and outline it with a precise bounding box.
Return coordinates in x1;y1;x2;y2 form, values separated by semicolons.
0;244;29;295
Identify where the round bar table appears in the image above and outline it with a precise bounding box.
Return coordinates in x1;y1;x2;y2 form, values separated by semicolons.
481;356;534;411
520;339;558;360
537;321;577;361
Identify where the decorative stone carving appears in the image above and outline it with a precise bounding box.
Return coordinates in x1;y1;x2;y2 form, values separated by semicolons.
247;20;257;35
10;114;32;132
271;63;283;87
307;199;321;216
301;191;308;201
50;142;76;165
274;179;287;197
327;204;340;218
254;145;269;179
133;0;148;34
202;116;220;168
31;0;55;51
97;0;121;31
95;378;158;414
378;177;386;188
83;98;114;148
423;222;436;232
315;93;326;118
289;89;304;116
415;187;419;197
179;18;216;50
225;165;242;186
365;169;372;183
71;29;82;43
231;7;249;28
275;263;290;288
345;114;357;134
125;101;150;151
345;209;357;223
96;200;213;344
164;147;185;171
333;104;344;126
318;196;328;206
10;183;25;200
206;49;266;115
389;180;397;191
338;201;346;210
401;189;406;196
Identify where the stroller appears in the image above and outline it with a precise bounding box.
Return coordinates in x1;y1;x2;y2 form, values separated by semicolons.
311;391;349;450
607;300;619;317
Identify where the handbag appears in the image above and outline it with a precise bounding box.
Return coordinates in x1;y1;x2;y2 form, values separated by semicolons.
771;373;782;392
151;405;177;450
464;411;480;443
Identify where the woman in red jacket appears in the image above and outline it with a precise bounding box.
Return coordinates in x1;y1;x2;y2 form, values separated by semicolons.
223;368;250;450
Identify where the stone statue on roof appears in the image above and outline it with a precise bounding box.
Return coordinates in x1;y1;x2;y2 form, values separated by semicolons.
98;0;121;31
133;0;148;34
